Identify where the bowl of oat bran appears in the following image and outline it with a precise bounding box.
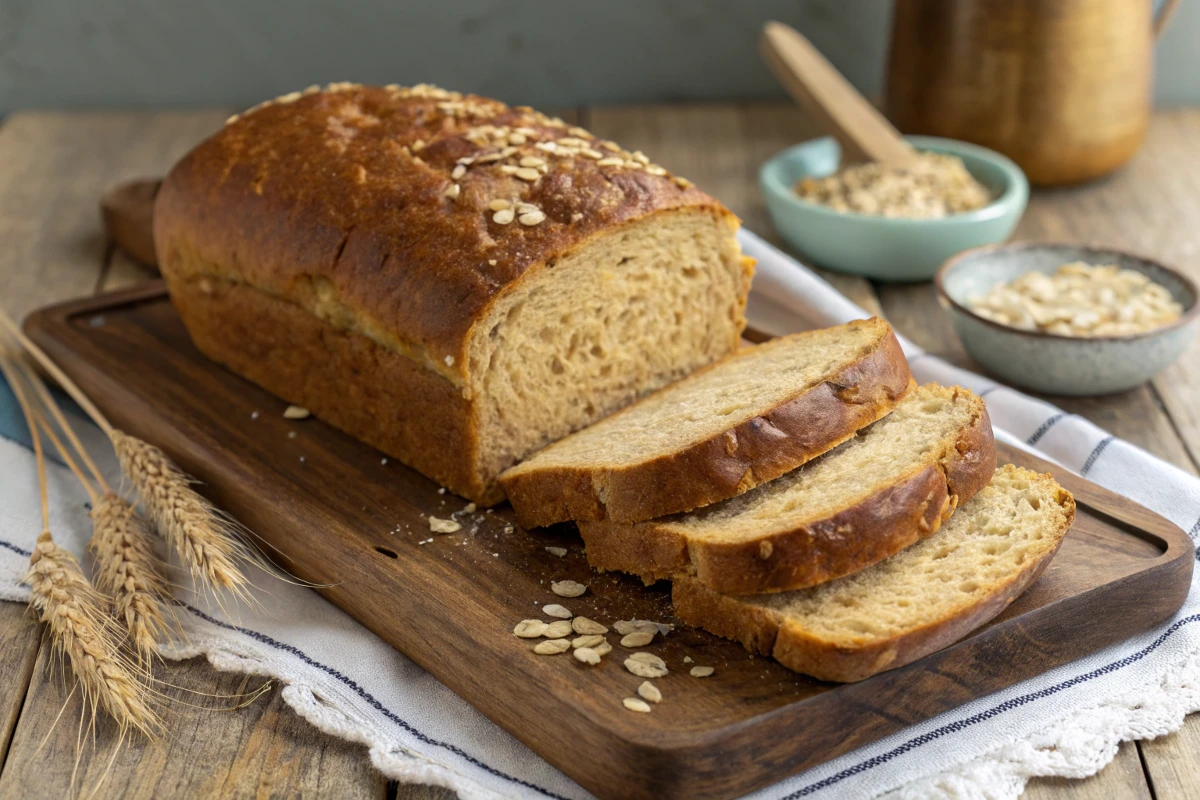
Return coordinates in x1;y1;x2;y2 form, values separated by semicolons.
760;136;1028;281
936;243;1200;396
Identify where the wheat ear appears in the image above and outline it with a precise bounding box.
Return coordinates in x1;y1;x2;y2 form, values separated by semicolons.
88;493;172;662
8;356;174;657
25;532;161;737
0;350;158;736
109;431;252;603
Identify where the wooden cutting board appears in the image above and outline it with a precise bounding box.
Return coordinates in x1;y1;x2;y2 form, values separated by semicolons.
24;285;1195;800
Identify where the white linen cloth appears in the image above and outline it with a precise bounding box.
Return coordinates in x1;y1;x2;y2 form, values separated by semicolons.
1;228;1197;799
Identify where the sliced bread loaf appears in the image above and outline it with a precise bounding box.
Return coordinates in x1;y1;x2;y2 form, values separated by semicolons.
578;384;995;594
499;318;912;528
672;465;1075;682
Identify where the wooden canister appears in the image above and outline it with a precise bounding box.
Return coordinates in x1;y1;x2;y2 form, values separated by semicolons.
885;0;1178;185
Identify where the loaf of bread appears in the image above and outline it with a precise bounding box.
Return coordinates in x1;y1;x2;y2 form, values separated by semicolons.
500;318;913;528
673;465;1075;682
154;84;754;504
579;384;995;594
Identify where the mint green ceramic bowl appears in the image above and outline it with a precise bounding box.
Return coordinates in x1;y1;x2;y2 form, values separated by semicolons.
759;136;1029;282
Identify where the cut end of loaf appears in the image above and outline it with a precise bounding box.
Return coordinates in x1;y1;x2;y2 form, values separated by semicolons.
471;208;751;500
675;465;1076;682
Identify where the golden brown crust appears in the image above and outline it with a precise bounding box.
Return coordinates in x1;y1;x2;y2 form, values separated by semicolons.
580;390;997;594
155;84;747;504
674;479;1076;682
169;275;502;504
501;321;914;528
154;84;729;375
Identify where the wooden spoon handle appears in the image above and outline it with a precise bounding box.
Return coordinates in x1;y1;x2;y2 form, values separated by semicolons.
761;21;917;167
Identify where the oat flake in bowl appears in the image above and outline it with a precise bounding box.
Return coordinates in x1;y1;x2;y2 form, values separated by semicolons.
968;261;1184;337
793;152;991;219
936;243;1200;395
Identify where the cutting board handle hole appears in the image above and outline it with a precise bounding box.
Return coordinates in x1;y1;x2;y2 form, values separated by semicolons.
375;546;398;559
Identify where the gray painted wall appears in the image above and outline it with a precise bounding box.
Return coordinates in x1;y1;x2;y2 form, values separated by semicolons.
1;0;1196;113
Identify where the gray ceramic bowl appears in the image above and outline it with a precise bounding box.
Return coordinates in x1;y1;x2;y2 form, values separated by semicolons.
759;135;1029;281
936;243;1200;396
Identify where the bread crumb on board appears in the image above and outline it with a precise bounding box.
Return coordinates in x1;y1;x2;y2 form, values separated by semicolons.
428;516;462;533
551;580;587;597
283;404;311;419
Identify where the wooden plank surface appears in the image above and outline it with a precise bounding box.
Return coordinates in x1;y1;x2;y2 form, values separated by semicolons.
0;602;41;769
1024;741;1154;800
1141;706;1200;799
1;103;1199;798
0;110;229;321
0;638;386;799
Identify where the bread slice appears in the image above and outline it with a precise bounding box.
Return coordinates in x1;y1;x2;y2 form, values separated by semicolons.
499;318;912;527
673;465;1075;682
578;384;995;594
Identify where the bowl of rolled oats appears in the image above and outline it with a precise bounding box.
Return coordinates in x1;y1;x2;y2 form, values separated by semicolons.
936;243;1200;395
760;135;1028;281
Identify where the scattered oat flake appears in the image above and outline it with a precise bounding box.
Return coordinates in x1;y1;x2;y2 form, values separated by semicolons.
637;681;662;703
429;516;462;534
690;666;715;678
571;634;604;650
623;697;652;713
613;619;672;636
624;658;668;679
620;631;655;648
534;639;570;655
572;617;607;635
573;647;601;665
624;652;672;681
438;488;446;495
463;502;477;514
545;546;567;557
593;639;612;656
514;619;547;638
551;580;587;598
683;656;693;664
283;405;310;419
543;620;573;639
542;604;572;619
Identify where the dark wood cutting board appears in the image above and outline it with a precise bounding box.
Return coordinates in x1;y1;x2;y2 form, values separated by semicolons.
24;285;1195;800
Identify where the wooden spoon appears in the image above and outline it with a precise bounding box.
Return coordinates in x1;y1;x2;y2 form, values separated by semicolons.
761;21;918;168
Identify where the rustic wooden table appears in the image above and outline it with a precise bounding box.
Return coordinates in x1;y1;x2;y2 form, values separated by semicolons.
0;103;1197;799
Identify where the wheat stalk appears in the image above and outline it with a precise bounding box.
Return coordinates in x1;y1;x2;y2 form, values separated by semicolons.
0;349;158;736
3;354;175;657
88;493;172;662
1;309;257;607
109;431;252;603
